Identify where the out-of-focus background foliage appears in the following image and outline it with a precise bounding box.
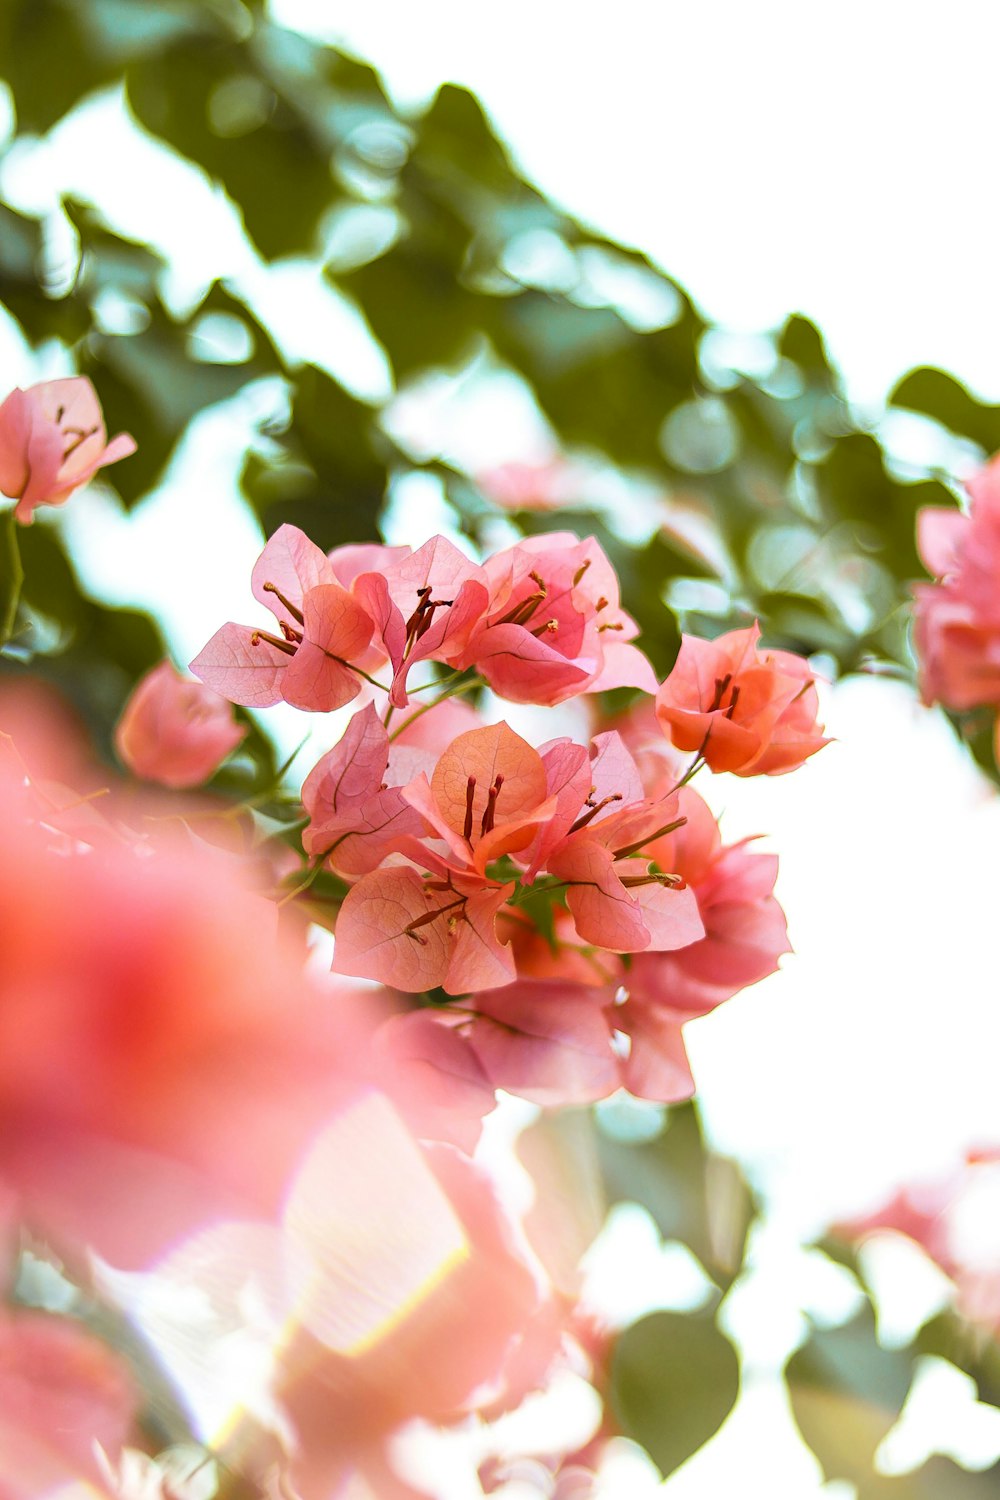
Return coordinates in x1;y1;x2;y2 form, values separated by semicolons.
3;2;1000;1493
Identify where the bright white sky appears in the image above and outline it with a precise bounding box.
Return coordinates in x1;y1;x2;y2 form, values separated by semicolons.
4;2;1000;1493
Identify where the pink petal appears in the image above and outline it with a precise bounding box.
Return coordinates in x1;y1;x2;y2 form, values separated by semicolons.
431;722;548;842
447;882;515;993
617;1003;695;1103
190;621;288;707
282;1091;469;1356
251;524;337;624
548;837;650;951
302;703;389;819
332;867;456;991
468;982;618;1106
468;623;592;705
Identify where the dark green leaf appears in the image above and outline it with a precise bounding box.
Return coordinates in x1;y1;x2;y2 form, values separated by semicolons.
890;367;1000;453
597;1102;756;1287
611;1308;739;1477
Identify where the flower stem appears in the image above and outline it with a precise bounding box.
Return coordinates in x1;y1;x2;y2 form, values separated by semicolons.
0;506;24;649
387;675;482;742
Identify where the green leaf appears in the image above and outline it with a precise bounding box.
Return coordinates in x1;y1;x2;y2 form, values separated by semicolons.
918;1311;1000;1410
126;25;392;261
596;1103;756;1288
242;364;386;548
890;367;1000;453
611;1308;739;1478
778;313;840;390
82;287;282;506
784;1310;1000;1498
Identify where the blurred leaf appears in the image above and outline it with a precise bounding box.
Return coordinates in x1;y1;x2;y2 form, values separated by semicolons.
778;313;840;390
11;525;165;756
0;508;24;646
126;24;391;260
0;0;121;131
817;432;934;581
788;1311;1000;1499
63;196;165;303
242;364;386;547
82;286;281;505
891;367;1000;454
596;1102;756;1288
0;200;91;347
611;1308;739;1478
942;707;1000;791
917;1312;1000;1410
517;1110;606;1297
784;1310;999;1498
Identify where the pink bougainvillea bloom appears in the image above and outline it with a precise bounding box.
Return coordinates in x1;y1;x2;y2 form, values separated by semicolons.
351;534;490;707
114;659;245;789
331;722;560;993
913;456;1000;711
0;762;399;1268
655;622;828;775
301;702;428;877
539;731;705;954
191;524;378;711
476;458;579;512
461;533;655;705
459;980;622;1107
623;784;791;1021
144;1096;546;1497
0;377;135;523
332;864;516;995
0;1309;139;1495
837;1150;1000;1336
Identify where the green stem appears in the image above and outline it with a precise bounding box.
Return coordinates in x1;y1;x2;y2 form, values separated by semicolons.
387;675;482;742
0;506;24;649
669;751;705;794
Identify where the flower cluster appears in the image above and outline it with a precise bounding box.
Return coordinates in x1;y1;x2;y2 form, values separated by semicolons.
185;522;825;1114
0;378;829;1496
914;452;1000;757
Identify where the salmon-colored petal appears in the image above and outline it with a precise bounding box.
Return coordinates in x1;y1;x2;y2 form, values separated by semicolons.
251;523;337;624
431;723;547;844
332;867;456;991
190;621;288;707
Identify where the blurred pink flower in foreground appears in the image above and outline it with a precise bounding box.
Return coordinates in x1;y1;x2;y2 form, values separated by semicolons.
838;1148;1000;1336
914;454;1000;715
114;661;245;789
476;459;581;513
0;378;135;523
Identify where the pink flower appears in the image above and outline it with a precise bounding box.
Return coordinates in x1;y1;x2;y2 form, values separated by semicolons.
350;535;489;707
539;731;705;954
0;378;135;523
622;783;791;1017
0;757;379;1268
475;458;579;513
142;1097;546;1497
191;524;378;711
114;660;245;789
913;456;1000;711
332;721;556;994
301;703;428;877
0;1310;138;1495
655;622;827;775
461;533;655;705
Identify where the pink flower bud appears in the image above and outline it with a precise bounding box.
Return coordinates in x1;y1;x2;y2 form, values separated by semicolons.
114;660;245;788
0;377;136;523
